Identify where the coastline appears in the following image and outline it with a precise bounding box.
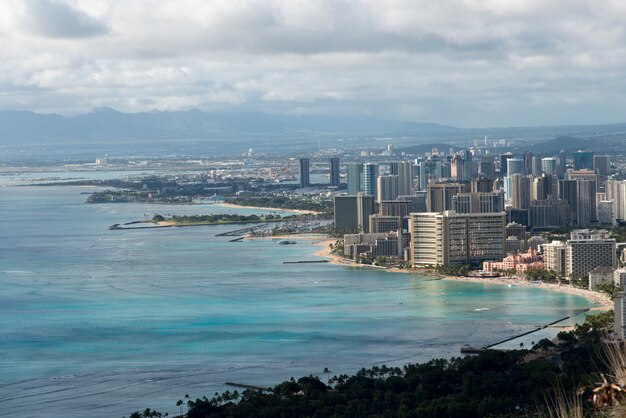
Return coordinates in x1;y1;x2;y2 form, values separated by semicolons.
217;202;320;215
306;235;613;310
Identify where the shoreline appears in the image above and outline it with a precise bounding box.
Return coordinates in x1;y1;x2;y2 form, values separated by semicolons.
302;235;613;310
217;202;320;215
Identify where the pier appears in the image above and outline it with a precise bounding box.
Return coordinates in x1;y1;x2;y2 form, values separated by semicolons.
283;260;329;264
225;382;272;392
215;224;269;237
460;308;590;353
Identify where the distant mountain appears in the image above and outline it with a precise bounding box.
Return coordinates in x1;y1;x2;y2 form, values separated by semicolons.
0;108;460;144
529;136;607;155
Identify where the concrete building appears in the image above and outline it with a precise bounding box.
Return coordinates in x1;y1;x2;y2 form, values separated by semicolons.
558;150;567;178
598;199;616;226
409;211;506;266
593;155;609;176
614;268;626;287
347;163;363;195
398;193;427;213
527;236;547;251
369;215;402;234
542;157;557;176
390;161;413;196
542;241;568;276
299;158;310;188
379;200;412;218
588;266;615;290
333;193;375;233
500;153;513;176
426;181;471;212
483;248;543;274
574;151;594;170
452;191;505;214
532;156;543;176
615;292;626;341
377;175;399;203
566;237;616;279
329;157;340;187
530;199;570;229
509;174;531;210
507;158;524;177
362;163;379;197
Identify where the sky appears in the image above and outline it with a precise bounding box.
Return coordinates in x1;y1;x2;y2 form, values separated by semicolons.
1;0;626;128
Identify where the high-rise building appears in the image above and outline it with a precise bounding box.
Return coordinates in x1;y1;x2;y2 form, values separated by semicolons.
500;153;513;177
472;176;494;193
606;178;626;221
542;241;567;276
369;215;402;234
390;161;413;196
451;155;464;181
333;193;375;233
530;199;570;229
362;163;379;197
614;292;626;341
597;200;616;226
532;156;543;176
377;175;399;202
559;179;578;224
347;163;363;195
541;157;556;176
507;158;524;177
523;151;533;175
573;151;594;170
329;157;340;187
299;158;310;188
427;181;471;212
558;150;567;178
409;211;506;266
568;170;599;227
593;155;609;176
452;191;504;214
509;174;531;210
566;236;616;278
379;200;412;218
479;156;496;179
463;150;473;181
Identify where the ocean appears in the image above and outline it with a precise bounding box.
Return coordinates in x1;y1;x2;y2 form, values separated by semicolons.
0;175;595;417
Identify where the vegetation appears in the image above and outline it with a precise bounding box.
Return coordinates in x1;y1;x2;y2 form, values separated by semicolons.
158;213;296;226
126;311;621;418
226;195;333;217
435;264;472;276
526;268;560;282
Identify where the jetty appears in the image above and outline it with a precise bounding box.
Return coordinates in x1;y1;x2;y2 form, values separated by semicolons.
225;382;271;392
460;308;590;353
283;260;329;264
216;224;269;237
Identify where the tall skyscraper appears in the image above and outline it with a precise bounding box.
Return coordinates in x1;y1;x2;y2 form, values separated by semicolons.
541;157;556;176
362;163;379;197
347;163;364;195
509;174;531;210
558;149;567;178
479;155;496;179
463;150;473;181
506;158;524;176
500;153;513;177
329;157;340;187
333;193;375;233
377;175;399;202
409;211;506;266
299;158;310;188
523;151;533;175
391;161;413;196
593;155;609;176
451;155;464;180
573;151;594;170
532;156;543;176
427;181;471;212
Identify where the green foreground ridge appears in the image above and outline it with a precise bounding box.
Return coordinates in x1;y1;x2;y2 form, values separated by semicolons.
126;311;626;418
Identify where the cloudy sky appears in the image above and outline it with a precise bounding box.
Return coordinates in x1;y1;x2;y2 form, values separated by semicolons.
1;0;625;127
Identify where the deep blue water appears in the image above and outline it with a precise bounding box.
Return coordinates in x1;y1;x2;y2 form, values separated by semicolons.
0;181;595;417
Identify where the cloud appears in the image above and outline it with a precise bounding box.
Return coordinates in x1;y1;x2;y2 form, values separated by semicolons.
23;0;108;39
0;0;626;126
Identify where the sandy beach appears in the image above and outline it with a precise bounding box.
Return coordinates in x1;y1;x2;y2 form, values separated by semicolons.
217;202;321;215
307;236;613;310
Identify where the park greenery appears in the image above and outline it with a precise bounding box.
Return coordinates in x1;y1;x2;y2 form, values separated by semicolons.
153;213;295;226
126;311;624;418
226;195;333;217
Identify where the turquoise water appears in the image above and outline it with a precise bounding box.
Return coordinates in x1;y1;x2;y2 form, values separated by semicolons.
0;184;595;417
